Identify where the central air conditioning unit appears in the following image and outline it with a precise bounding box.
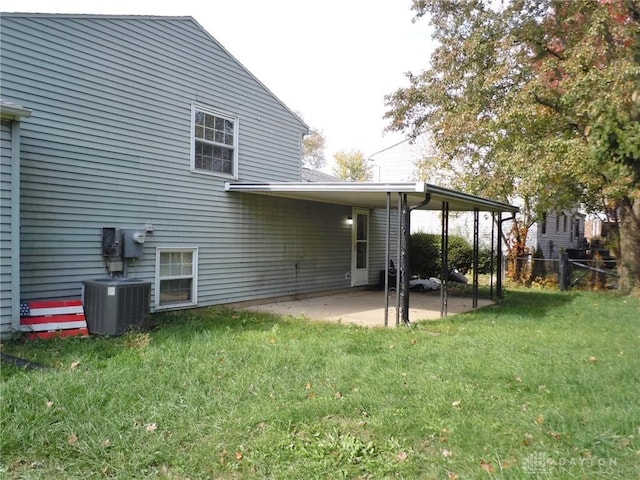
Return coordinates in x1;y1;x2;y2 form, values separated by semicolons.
82;278;151;336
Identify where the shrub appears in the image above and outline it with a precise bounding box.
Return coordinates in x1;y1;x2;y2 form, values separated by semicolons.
409;232;439;278
410;233;480;277
476;247;495;275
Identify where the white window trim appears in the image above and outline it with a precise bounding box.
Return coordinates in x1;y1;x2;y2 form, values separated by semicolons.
190;102;239;179
155;247;199;310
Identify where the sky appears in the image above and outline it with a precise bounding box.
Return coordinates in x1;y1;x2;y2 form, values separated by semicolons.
10;0;435;172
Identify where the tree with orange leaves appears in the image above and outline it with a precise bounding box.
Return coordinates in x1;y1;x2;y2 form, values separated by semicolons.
385;0;640;293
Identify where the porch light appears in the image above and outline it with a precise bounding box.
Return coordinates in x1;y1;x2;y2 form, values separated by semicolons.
346;216;353;225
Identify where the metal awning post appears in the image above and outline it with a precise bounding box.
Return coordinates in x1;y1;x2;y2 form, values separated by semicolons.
496;212;503;298
384;192;390;327
472;208;479;308
440;201;449;317
395;194;401;326
490;212;495;298
400;193;411;325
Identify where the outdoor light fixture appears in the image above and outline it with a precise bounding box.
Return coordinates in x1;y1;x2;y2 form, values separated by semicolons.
346;216;353;226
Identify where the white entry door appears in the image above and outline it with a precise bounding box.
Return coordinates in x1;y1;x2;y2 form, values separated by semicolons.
351;208;370;286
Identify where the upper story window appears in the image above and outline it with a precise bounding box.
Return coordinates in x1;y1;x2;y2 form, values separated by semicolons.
191;104;238;178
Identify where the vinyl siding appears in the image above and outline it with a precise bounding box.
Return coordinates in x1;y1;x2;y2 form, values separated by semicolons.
369;208;399;285
0;120;13;331
2;15;391;310
536;211;585;259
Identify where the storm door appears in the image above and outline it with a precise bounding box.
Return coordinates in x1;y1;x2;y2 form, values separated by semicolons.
351;208;370;286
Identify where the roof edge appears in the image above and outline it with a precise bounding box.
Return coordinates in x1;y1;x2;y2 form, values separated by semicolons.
0;12;194;20
0;99;32;120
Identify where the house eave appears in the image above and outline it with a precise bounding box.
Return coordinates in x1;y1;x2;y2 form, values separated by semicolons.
0;100;32;120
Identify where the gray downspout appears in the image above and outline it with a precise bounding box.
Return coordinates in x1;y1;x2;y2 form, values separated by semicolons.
10;120;21;333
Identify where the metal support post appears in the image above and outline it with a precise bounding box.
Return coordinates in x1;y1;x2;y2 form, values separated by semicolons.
440;201;449;317
395;194;401;326
399;194;410;325
496;212;503;298
384;192;390;327
473;208;479;308
490;212;495;298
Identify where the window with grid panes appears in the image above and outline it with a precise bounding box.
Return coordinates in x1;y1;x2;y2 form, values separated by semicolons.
156;248;198;308
192;104;237;177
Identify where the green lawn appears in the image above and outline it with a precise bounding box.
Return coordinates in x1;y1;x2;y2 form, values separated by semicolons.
1;289;639;479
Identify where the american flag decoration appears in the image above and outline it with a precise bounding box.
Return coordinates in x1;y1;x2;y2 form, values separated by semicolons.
20;299;89;340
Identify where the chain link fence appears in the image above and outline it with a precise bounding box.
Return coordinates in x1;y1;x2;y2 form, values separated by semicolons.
509;254;619;290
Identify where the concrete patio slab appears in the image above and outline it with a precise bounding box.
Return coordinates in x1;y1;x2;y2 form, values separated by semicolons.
241;289;494;328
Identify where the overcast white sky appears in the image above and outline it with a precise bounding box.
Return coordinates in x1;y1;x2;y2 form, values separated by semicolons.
11;0;434;171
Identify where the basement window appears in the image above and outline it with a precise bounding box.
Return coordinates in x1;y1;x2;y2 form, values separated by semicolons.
155;247;198;309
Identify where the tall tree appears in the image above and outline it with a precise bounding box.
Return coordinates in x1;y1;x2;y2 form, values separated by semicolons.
385;0;640;293
302;128;327;169
333;149;372;181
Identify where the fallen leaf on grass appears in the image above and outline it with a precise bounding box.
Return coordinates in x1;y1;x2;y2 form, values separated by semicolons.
589;356;598;363
334;391;343;399
235;451;243;460
67;434;78;445
145;423;158;433
523;432;534;446
102;439;111;448
451;400;461;408
448;472;459;480
442;449;453;458
397;451;408;461
70;361;80;370
46;401;54;408
536;415;545;425
480;459;495;473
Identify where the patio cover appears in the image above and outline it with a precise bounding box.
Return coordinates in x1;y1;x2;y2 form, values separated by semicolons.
224;181;518;213
225;181;518;325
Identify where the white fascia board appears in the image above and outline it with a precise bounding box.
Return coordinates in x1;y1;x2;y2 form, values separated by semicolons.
0;101;32;120
225;182;426;194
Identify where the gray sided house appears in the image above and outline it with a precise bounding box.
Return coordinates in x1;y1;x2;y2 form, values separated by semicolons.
0;13;403;336
1;14;517;336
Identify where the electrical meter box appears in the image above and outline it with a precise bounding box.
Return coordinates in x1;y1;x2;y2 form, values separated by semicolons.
121;229;145;259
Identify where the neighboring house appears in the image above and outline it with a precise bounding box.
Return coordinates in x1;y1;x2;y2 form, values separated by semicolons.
369;136;503;248
368;135;433;183
301;168;344;183
0;13;516;336
535;209;586;259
